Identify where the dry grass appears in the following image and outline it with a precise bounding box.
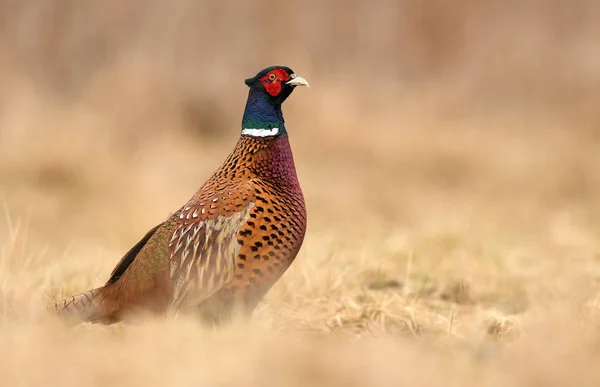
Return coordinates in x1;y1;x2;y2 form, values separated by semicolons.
2;1;600;385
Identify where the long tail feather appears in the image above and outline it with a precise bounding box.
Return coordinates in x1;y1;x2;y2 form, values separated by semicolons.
53;288;105;323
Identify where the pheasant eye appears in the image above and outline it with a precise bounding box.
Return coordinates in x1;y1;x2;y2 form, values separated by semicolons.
268;73;277;81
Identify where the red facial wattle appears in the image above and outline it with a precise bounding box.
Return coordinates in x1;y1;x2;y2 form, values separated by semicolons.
260;69;291;97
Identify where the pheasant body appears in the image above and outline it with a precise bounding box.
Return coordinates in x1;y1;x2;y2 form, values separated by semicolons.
54;66;309;324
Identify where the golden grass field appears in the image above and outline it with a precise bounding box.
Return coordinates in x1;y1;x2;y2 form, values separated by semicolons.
1;1;600;385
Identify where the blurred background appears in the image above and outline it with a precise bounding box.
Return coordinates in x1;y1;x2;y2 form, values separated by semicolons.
2;2;600;385
0;0;599;305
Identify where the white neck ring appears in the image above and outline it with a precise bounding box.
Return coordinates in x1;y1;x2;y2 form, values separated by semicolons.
241;128;280;137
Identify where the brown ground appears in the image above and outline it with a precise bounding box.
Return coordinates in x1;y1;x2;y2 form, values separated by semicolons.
1;1;600;386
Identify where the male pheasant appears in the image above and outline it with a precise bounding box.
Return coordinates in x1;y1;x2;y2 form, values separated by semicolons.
53;66;309;324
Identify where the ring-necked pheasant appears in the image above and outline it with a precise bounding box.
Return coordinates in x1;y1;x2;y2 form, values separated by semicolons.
53;65;309;324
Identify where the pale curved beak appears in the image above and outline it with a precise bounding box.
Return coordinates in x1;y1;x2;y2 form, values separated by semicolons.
286;74;310;87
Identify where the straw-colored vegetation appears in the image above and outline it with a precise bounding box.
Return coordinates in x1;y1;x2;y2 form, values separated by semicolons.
1;1;600;385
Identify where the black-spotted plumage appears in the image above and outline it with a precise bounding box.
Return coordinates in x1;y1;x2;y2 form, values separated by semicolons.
53;66;309;324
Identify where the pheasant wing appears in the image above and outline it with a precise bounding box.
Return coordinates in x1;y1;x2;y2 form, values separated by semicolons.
105;222;163;285
167;201;255;312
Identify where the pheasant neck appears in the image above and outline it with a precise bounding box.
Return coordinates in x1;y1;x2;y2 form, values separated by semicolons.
241;90;286;137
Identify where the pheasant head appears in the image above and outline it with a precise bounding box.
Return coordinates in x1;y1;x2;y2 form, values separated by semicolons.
241;66;309;137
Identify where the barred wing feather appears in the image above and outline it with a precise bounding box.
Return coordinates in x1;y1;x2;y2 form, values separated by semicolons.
168;202;254;311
